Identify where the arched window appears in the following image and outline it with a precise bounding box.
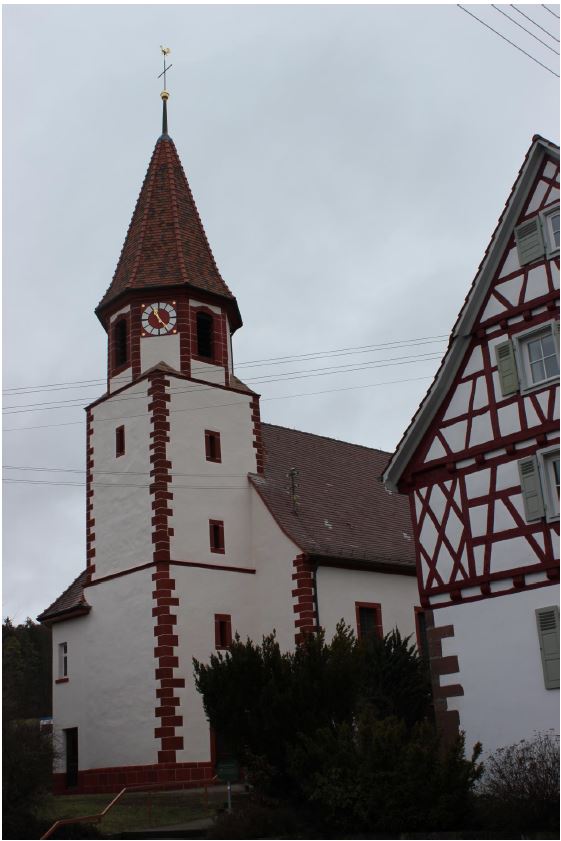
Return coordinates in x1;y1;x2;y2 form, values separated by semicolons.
114;318;129;368
196;312;214;359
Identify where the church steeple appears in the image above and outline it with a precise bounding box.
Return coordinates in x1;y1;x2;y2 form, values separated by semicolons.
98;79;242;389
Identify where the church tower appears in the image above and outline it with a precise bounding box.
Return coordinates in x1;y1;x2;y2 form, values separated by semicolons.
79;86;263;774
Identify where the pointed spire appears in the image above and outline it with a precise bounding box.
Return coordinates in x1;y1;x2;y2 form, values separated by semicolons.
97;133;241;329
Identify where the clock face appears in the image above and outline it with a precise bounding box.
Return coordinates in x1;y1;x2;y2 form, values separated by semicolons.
141;302;177;336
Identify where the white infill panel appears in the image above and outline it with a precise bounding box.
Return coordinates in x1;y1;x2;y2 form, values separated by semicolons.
498;403;521;438
441;420;468;452
498;247;521;279
526;180;549;215
443;381;472;421
463;346;483;377
495;275;523;307
524;265;549;302
468;412;493;448
472;376;488;411
551;261;560;290
493;500;518;533
425;437;447;462
495;460;519;491
491;536;536;573
465;468;490;499
481;294;507;322
473;546;485;576
469;505;488;538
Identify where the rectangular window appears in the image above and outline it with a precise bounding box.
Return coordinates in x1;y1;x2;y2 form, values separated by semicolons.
205;430;222;463
543;206;560;256
510;321;559;393
58;642;68;678
214;614;232;649
209;520;225;554
537;447;560;521
355;602;383;640
519;447;560;522
115;425;125;457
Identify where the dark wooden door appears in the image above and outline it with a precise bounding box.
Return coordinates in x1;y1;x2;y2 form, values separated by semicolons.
65;728;78;788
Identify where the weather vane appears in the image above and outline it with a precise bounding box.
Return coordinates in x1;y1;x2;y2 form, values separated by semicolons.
158;46;173;92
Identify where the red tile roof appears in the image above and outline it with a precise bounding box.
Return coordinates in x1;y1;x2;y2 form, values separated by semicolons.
39;425;415;622
97;135;241;327
252;424;416;570
37;569;90;624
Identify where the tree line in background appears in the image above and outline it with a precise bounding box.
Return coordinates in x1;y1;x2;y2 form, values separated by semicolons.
3;617;54;839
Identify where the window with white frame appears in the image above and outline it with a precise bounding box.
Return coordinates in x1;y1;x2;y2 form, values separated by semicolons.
58;642;68;678
519;446;560;522
513;322;559;393
543;206;560;257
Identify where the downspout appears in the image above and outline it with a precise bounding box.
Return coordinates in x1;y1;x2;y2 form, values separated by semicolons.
312;561;320;631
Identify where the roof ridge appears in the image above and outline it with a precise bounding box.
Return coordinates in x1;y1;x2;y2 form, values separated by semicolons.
261;421;391;456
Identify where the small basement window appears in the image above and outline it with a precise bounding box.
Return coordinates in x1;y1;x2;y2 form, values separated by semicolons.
205;430;222;463
209;520;225;554
196;312;214;359
214;614;232;650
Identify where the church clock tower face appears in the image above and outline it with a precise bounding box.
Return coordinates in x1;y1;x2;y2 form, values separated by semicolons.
141;302;177;336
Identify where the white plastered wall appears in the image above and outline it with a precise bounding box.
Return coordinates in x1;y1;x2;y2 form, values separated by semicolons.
436;585;560;756
52;570;157;772
91;381;153;578
316;566;419;640
140;334;181;373
168;377;257;564
172;490;301;763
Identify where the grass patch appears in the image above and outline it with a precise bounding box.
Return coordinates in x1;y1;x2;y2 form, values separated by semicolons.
41;789;223;836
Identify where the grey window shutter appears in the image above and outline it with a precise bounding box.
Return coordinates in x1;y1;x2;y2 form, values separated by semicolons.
515;218;545;266
535;606;560;690
495;340;519;396
518;456;545;521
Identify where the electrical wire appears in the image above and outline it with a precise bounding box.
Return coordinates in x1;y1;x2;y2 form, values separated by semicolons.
542;4;560;19
510;3;560;41
2;374;433;433
457;5;560;76
492;4;560;53
2;352;443;414
2;334;448;395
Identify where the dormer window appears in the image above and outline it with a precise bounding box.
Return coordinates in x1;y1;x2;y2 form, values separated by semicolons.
114;318;129;368
196;312;214;359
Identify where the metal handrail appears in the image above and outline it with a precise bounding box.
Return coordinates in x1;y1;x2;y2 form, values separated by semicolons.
41;777;219;840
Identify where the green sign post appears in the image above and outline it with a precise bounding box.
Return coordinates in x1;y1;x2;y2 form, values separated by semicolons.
216;760;240;812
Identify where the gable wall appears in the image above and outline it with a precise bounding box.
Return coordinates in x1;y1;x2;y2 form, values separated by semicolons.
402;154;559;610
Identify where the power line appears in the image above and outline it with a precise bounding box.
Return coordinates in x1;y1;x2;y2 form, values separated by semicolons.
542;4;560;20
2;334;448;395
492;4;559;53
510;3;560;41
4;465;248;478
3;374;433;433
2;352;443;414
3;478;249;489
457;5;560;76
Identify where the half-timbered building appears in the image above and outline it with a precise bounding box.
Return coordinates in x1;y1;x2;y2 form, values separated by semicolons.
383;135;560;755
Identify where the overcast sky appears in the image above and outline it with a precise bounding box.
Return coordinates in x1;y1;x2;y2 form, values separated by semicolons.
3;3;559;622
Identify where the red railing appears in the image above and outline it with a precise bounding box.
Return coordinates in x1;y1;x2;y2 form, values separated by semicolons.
41;777;218;839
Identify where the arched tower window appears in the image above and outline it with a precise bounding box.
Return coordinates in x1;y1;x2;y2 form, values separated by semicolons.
114;318;129;368
196;312;214;359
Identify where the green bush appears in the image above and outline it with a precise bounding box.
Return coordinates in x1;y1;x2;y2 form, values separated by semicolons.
288;712;482;835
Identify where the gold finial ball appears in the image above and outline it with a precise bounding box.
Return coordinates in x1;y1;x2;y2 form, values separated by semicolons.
161;90;170;101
